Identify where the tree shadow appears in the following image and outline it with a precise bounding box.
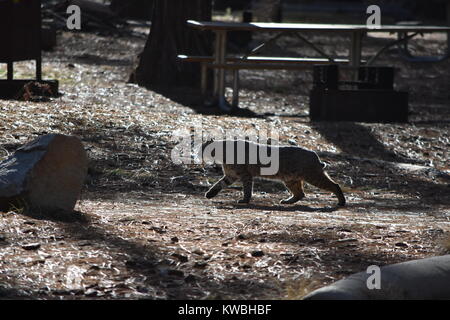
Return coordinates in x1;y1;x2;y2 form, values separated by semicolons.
215;202;340;213
21;209;91;224
144;86;264;118
231;224;416;277
311;122;409;163
312;122;450;205
69;54;133;67
351;198;448;216
56;216;283;299
0;281;34;300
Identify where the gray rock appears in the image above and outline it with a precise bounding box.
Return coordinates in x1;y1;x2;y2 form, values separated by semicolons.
0;134;88;213
303;255;450;300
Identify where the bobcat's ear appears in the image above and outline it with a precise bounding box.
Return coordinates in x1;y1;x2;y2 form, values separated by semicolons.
202;138;214;149
200;138;214;157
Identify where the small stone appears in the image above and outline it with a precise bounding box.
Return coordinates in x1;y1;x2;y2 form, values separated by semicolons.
78;241;92;247
184;274;196;283
194;261;208;269
192;249;204;256
171;253;188;263
70;289;84;295
167;269;184;277
336;238;358;243
21;243;41;250
251;250;265;257
308;238;325;244
85;289;98;297
136;286;149;293
52;289;72;296
395;242;408;248
150;226;167;234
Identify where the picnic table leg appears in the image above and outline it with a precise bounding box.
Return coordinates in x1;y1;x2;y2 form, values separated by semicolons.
201;62;207;96
350;30;363;80
7;62;13;81
232;69;239;107
213;31;220;97
36;57;42;81
447;2;450;54
213;30;233;112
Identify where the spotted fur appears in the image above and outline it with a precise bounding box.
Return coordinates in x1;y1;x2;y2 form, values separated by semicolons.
200;140;346;206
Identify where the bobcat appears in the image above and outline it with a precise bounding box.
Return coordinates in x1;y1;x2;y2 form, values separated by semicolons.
200;139;346;206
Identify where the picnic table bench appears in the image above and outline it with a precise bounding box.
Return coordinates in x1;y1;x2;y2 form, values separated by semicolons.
178;20;450;112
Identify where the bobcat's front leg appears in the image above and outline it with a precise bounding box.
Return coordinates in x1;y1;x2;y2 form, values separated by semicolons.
237;176;253;204
205;176;236;199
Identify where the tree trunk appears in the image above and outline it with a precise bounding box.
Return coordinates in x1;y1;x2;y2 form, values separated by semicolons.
110;0;154;20
130;0;212;90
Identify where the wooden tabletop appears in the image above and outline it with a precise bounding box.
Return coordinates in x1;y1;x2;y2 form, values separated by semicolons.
187;20;450;33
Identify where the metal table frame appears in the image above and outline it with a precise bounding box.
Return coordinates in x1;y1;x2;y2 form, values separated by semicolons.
187;20;450;112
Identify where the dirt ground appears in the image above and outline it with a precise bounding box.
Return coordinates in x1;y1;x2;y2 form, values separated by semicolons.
0;21;449;299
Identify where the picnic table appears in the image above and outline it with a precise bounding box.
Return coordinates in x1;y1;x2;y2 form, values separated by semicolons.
179;20;450;112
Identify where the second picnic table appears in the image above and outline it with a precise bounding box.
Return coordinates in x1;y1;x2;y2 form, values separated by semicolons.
179;20;450;112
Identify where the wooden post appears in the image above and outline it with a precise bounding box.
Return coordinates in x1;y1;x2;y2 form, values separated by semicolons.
232;69;239;107
350;30;363;80
447;2;450;53
36;58;42;81
7;62;13;80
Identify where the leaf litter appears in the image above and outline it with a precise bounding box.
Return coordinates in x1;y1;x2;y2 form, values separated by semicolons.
0;25;449;300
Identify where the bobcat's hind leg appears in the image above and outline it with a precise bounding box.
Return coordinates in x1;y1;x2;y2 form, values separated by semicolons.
206;176;236;199
281;180;305;204
304;171;346;206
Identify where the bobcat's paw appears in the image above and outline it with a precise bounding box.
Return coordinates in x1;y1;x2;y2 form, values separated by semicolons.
280;196;302;205
338;199;346;207
205;189;219;199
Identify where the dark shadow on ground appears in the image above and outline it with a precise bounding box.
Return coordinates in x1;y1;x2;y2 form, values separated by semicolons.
311;122;411;163
58;218;282;299
216;202;339;213
312;122;450;205
20;209;91;224
0;284;33;300
48;209;419;299
69;54;133;67
137;85;264;118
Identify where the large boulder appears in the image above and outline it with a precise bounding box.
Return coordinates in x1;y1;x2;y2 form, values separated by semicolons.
303;255;450;300
0;134;88;213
